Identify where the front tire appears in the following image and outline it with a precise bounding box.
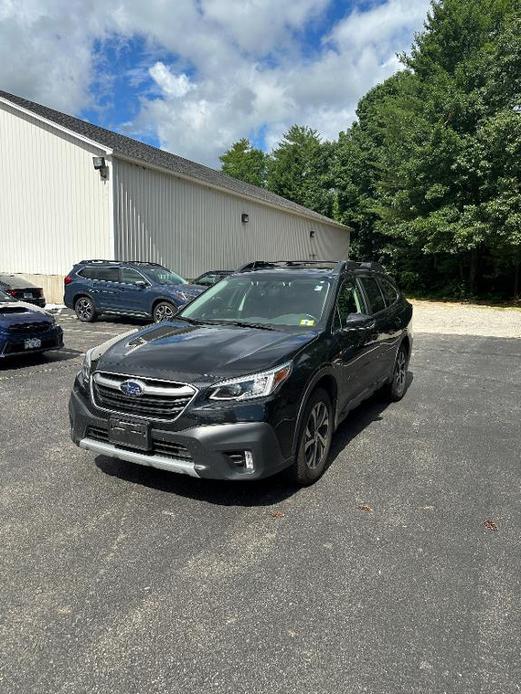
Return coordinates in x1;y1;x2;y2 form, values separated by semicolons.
291;388;333;486
153;301;177;322
74;296;96;322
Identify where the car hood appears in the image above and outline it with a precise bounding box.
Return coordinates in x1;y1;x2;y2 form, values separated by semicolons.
165;284;206;300
96;320;318;384
0;301;52;328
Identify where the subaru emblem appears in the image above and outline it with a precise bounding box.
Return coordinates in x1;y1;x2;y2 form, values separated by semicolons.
120;379;144;397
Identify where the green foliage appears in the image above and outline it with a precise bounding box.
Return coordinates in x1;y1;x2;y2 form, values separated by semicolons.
339;0;521;298
219;138;268;188
218;0;521;298
266;125;336;218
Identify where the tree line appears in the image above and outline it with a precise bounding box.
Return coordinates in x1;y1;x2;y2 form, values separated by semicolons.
219;0;521;300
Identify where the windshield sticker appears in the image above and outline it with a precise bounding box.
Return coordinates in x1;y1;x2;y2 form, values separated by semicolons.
300;318;315;326
314;285;323;291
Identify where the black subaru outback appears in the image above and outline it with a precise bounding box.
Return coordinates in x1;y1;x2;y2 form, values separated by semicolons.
69;260;413;485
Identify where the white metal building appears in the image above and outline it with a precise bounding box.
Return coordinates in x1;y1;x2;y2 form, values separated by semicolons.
0;91;349;302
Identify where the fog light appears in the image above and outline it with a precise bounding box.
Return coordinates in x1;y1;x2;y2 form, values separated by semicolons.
244;450;254;471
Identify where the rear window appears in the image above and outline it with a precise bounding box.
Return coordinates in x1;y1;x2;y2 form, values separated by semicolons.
358;276;386;314
0;274;35;289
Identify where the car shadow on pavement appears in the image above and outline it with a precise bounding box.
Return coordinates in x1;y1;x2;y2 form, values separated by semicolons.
95;455;298;507
327;372;414;468
95;371;414;507
0;348;82;372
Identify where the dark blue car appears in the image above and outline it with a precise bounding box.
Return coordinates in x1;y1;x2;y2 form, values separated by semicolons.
0;289;63;359
64;260;205;323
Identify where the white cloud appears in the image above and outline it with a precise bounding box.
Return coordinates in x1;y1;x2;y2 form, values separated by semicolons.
0;0;431;166
149;62;194;97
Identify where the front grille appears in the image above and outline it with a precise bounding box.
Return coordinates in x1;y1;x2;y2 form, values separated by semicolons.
86;426;109;442
153;440;193;461
86;425;193;461
8;322;52;334
92;372;197;421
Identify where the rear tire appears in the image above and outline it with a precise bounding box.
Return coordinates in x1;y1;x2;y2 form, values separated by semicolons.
74;296;97;323
386;343;409;401
290;388;333;486
153;301;177;322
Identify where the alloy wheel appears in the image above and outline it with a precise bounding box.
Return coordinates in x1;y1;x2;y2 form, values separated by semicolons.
154;302;175;322
304;401;330;470
393;348;407;395
76;298;93;321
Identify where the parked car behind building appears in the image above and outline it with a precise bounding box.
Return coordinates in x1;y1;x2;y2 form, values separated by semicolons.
0;273;46;308
64;260;206;323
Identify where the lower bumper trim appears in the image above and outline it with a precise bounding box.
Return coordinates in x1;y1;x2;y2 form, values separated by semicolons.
79;437;199;477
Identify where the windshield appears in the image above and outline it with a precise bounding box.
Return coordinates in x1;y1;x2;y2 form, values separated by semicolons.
179;275;332;329
142;267;187;285
0;289;15;303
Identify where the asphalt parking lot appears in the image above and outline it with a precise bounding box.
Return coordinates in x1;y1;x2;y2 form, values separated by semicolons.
1;311;520;694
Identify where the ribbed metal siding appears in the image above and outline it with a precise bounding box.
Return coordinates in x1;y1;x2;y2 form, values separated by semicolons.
0;104;112;275
113;159;348;277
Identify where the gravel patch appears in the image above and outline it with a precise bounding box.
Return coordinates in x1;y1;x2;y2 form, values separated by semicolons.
411;299;521;338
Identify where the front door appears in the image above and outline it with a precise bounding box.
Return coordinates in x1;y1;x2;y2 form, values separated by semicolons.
110;267;150;314
330;276;378;417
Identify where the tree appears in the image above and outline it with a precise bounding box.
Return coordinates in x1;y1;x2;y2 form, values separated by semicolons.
267;125;336;218
219;138;268;188
335;0;521;298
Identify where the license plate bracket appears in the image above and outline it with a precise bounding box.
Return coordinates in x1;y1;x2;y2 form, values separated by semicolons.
108;418;151;451
24;338;42;350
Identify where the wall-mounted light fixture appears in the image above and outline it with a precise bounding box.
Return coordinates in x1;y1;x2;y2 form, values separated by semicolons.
92;156;109;180
241;213;249;224
309;230;316;239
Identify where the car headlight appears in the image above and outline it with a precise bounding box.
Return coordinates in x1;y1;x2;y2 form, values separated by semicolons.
209;362;292;401
78;329;138;386
80;348;93;386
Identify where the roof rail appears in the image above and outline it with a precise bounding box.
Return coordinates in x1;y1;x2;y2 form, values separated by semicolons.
79;259;164;267
357;261;386;273
238;260;347;272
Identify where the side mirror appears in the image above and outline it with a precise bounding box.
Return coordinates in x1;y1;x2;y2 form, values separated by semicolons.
341;313;374;331
135;280;147;289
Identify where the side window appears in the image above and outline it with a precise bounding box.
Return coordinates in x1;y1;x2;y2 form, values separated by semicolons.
78;267;98;280
96;267;119;282
359;276;386;314
379;277;399;306
334;279;365;329
120;268;145;285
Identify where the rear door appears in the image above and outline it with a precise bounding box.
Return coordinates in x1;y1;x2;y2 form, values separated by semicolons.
92;266;122;310
356;274;389;384
376;276;403;372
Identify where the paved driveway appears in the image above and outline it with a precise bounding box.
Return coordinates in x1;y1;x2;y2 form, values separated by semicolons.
0;312;519;693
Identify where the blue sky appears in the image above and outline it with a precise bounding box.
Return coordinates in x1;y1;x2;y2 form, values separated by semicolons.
1;0;430;165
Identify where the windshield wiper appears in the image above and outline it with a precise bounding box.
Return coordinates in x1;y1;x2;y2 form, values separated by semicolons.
220;320;277;331
176;316;204;325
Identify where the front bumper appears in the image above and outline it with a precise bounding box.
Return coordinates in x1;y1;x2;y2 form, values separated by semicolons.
69;385;291;480
0;325;63;358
